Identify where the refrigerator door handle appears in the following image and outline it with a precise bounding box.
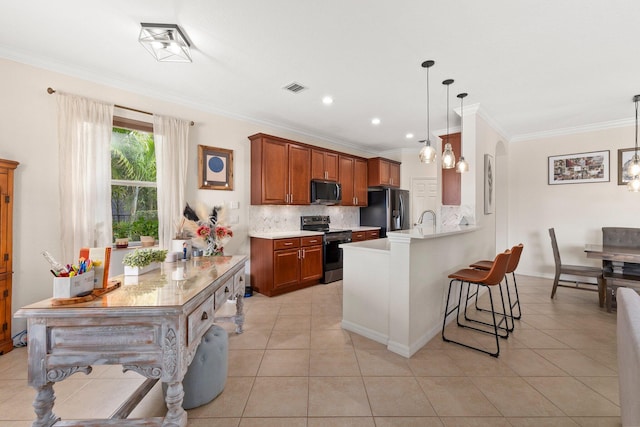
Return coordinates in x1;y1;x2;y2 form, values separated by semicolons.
335;182;341;203
398;193;404;229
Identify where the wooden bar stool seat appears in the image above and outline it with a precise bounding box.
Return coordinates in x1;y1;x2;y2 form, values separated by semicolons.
442;250;512;357
469;244;524;327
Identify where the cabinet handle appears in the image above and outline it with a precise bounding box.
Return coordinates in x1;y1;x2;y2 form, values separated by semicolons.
298;249;302;259
201;311;208;320
302;249;306;258
284;242;293;246
225;286;229;293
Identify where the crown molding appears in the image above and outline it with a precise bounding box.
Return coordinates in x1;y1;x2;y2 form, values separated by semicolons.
510;117;634;143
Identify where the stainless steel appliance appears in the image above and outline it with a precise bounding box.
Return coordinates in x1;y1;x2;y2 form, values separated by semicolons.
359;188;410;237
300;215;352;283
310;180;342;205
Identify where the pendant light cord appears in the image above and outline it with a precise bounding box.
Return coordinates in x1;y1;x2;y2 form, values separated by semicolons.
635;97;638;156
459;95;463;151
426;67;430;142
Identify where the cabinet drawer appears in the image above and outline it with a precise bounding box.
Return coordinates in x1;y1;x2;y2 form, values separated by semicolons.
301;236;322;247
214;278;233;310
187;294;214;346
274;238;300;250
233;269;245;296
366;230;380;239
352;231;367;242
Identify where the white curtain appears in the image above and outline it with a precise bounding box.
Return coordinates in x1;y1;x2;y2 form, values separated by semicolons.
154;115;190;250
57;93;114;262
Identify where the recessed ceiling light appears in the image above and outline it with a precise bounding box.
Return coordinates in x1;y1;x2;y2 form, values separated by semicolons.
322;96;333;105
371;118;381;125
406;133;414;139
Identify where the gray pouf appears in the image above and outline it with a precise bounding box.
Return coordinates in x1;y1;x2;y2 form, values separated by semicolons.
163;324;228;409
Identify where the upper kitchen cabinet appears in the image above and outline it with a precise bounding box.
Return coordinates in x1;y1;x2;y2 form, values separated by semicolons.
311;149;339;182
368;157;401;188
250;133;310;205
339;155;368;206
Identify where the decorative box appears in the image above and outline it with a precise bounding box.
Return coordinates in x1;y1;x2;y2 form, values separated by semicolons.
124;262;160;276
53;270;95;299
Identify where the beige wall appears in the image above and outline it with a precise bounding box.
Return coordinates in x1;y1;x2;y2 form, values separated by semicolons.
509;126;640;278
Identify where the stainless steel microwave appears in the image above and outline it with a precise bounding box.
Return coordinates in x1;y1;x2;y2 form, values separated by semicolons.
310;180;341;205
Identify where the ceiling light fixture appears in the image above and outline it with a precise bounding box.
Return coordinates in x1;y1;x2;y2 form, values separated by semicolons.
418;60;437;164
139;23;192;63
371;118;381;125
442;79;455;169
406;133;414;139
628;94;640;192
322;96;334;105
455;92;469;173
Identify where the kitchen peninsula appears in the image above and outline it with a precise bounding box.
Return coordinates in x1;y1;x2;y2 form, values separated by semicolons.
341;224;487;358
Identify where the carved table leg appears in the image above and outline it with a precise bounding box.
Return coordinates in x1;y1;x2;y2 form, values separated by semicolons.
163;381;187;427
235;294;244;334
32;382;60;427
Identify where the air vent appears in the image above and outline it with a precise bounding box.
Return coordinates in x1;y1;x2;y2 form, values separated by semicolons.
283;82;307;93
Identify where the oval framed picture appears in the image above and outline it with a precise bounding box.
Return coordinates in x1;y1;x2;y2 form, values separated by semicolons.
198;145;233;190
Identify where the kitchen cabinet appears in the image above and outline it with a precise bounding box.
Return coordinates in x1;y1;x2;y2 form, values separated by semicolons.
339;155;368;206
0;159;18;355
441;132;461;206
311;149;339;182
351;229;380;242
250;133;310;205
368;157;401;188
250;235;323;297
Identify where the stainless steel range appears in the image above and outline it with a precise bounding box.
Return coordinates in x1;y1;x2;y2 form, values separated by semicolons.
300;215;352;283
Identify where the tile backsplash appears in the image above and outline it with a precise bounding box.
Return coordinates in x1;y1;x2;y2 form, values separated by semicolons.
249;205;360;234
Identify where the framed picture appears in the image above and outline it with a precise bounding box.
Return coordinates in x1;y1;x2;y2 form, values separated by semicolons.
484;154;494;214
198;145;233;190
548;150;609;185
618;148;639;185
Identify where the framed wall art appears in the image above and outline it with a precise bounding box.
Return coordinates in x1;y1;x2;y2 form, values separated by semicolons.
484;154;494;214
618;148;638;185
198;145;233;190
548;150;609;185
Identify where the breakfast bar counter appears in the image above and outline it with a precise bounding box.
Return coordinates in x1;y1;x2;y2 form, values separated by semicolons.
15;255;247;427
341;225;486;357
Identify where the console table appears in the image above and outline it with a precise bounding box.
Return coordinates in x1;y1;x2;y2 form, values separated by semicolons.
15;255;247;427
585;244;640;312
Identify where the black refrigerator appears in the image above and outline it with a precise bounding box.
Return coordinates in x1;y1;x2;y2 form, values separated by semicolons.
359;188;410;237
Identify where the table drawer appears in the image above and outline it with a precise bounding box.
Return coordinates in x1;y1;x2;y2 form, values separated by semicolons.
187;294;214;346
214;278;233;310
301;236;322;247
274;238;300;250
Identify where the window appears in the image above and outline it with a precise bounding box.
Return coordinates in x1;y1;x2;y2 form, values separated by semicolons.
111;117;158;244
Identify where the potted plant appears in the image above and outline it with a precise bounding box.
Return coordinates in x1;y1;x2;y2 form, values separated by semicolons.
123;248;168;276
113;221;131;248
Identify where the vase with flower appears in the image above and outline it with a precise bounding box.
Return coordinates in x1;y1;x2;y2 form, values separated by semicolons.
182;203;233;256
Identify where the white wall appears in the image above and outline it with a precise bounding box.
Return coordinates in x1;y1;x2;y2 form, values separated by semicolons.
509;125;640;278
0;58;370;335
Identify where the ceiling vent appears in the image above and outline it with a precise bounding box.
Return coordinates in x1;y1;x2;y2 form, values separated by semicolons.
283;82;307;93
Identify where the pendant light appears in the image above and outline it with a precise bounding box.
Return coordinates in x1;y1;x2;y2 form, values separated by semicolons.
419;60;437;163
627;94;640;192
442;79;455;169
455;92;469;173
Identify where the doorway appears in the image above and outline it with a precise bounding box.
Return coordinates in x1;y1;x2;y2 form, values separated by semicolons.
411;177;438;226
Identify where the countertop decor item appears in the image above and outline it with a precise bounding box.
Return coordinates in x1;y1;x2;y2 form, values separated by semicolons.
123;248;168;275
182;203;233;256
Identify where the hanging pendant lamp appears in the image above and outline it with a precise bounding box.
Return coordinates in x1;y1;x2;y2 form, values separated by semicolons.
419;60;437;163
455;92;469;173
627;94;640;192
442;79;455;169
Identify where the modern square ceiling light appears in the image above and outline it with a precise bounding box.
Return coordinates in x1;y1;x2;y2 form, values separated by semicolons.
139;23;192;63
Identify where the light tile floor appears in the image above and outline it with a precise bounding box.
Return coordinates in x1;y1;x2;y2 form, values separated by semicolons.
0;275;621;426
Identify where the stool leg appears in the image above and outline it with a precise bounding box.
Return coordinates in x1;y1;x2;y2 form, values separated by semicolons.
442;279;460;342
471;278;516;331
510;272;522;319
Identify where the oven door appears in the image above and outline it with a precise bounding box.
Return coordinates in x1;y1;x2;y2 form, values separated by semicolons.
324;238;344;272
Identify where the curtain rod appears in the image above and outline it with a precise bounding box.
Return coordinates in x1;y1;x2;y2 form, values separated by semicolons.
46;87;195;126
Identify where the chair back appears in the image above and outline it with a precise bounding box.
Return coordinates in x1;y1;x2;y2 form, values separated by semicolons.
506;244;524;274
483;249;512;286
548;228;562;274
603;227;640;248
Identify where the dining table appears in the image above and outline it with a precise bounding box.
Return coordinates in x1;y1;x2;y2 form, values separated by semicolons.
585;244;640;312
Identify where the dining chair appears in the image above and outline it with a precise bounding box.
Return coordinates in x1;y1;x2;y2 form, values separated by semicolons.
442;249;512;357
549;228;604;306
469;243;524;329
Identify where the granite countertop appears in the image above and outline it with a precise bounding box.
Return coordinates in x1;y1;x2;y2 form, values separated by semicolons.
349;226;381;232
387;224;479;240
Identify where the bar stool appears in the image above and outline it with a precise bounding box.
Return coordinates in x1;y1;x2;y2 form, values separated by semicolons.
469;244;524;328
442;250;512;357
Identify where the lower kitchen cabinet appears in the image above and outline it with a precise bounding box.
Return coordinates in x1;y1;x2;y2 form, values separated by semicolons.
351;229;380;242
250;235;323;297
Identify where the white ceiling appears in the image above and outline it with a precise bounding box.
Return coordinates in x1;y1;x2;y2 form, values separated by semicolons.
1;1;639;152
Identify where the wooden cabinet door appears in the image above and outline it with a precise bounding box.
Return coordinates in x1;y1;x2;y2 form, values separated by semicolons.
311;149;325;180
0;277;7;345
379;160;391;185
261;138;289;204
324;152;339;181
288;144;311;205
353;158;368;206
300;245;322;282
389;162;400;188
311;150;339;182
0;170;8;274
441;133;461;205
273;248;300;289
339;156;354;206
